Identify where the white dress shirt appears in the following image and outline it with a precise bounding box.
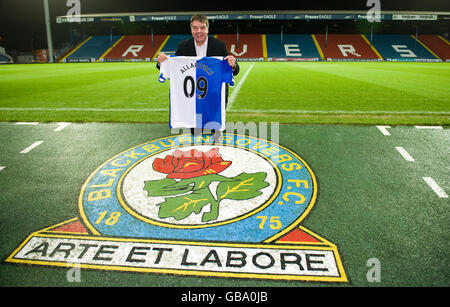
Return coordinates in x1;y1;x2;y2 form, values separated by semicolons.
195;37;208;58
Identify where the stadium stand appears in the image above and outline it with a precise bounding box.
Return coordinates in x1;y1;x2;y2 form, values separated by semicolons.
157;34;191;56
416;34;450;61
62;35;122;62
366;34;441;62
54;43;73;62
50;10;450;64
102;35;168;62
154;34;266;60
216;34;265;60
314;34;382;61
56;45;79;62
0;54;13;64
56;33;450;63
265;34;321;61
0;46;13;63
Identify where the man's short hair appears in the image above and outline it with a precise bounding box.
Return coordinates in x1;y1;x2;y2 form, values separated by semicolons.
190;14;209;29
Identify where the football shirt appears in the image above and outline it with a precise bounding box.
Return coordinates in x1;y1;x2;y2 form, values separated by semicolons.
159;56;234;131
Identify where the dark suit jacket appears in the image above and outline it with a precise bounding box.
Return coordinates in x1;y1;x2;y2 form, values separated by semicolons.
156;36;239;105
156;37;239;76
175;37;240;76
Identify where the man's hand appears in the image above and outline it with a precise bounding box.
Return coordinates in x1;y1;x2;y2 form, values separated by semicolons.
156;52;168;65
224;55;236;69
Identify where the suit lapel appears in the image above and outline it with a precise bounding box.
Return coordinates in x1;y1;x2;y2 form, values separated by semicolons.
186;37;217;56
187;38;196;56
206;37;212;56
206;37;216;56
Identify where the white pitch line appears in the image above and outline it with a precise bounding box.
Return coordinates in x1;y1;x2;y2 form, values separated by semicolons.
2;107;168;112
231;109;450;115
423;177;448;198
20;141;43;154
376;125;391;136
15;122;38;125
227;62;255;110
395;147;415;162
54;122;71;132
415;126;443;130
2;107;450;116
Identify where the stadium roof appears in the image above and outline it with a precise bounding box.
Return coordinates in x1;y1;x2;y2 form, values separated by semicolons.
56;10;450;24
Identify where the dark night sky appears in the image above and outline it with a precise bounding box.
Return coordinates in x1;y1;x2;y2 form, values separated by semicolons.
1;0;449;52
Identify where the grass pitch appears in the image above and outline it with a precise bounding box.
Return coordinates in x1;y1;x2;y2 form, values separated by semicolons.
0;123;448;287
0;61;449;125
0;61;449;287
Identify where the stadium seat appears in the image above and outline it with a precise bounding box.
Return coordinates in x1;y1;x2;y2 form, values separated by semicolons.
57;33;450;63
265;34;321;61
0;54;13;64
101;35;168;62
416;34;450;61
216;34;264;60
158;34;192;56
64;35;122;62
314;34;382;61
366;34;441;62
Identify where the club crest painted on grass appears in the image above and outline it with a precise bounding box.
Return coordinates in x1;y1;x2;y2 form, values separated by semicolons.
6;133;347;282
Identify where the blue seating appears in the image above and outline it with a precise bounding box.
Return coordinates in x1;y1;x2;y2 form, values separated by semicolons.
366;34;440;61
59;33;446;63
0;54;12;63
265;34;321;60
159;34;192;56
66;35;122;62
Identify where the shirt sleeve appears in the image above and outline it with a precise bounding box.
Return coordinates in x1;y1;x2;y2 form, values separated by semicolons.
158;57;172;83
221;58;234;86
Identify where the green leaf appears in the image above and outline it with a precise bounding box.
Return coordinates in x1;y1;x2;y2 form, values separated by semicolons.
143;178;192;197
170;174;235;191
216;172;269;201
157;188;216;221
147;173;269;223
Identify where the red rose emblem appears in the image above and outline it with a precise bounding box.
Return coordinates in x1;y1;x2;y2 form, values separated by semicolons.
153;148;232;179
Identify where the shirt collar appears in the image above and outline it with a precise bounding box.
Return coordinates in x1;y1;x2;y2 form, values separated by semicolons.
195;37;208;57
195;36;208;48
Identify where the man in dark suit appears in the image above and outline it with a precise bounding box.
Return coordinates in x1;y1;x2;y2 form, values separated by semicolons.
156;14;239;138
156;14;239;101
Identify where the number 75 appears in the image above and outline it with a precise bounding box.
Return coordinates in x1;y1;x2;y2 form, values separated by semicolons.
256;216;282;230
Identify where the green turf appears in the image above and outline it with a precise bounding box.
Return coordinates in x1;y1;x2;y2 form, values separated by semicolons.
234;62;450;112
1;61;448;288
0;123;448;287
0;62;449;124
